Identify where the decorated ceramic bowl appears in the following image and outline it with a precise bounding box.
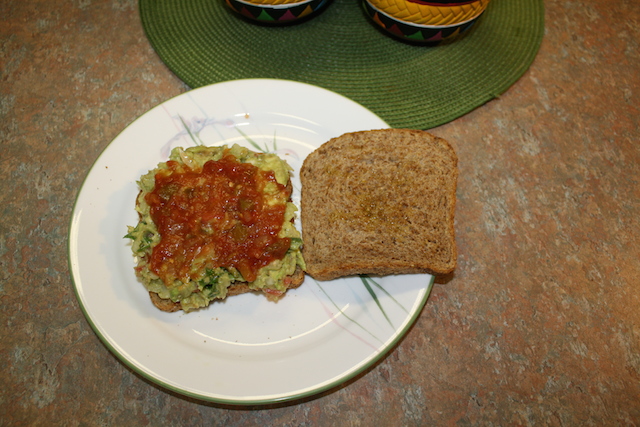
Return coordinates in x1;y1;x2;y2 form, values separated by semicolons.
363;0;491;44
226;0;331;24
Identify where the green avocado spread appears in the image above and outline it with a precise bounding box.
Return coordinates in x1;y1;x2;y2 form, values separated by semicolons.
125;144;305;312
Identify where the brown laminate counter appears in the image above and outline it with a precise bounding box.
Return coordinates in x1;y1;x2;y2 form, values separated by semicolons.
2;0;639;425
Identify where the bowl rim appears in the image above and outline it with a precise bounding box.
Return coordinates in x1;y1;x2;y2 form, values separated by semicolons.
230;0;317;9
364;0;484;28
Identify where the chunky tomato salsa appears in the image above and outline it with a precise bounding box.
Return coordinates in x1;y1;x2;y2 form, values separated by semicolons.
146;153;290;284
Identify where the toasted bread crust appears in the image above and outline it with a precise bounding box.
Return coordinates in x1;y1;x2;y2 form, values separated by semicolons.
300;129;458;281
149;291;181;312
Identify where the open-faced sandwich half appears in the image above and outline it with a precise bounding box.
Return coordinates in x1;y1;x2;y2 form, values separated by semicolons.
125;144;305;312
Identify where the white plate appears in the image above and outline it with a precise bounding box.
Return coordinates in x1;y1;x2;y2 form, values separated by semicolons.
69;79;434;405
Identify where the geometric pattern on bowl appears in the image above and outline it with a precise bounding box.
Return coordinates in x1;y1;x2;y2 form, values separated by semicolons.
363;0;481;44
226;0;330;23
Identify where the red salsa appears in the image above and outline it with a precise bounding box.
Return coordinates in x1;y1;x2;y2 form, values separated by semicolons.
145;151;291;284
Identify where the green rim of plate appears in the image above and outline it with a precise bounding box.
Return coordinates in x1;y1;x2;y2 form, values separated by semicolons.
139;0;544;130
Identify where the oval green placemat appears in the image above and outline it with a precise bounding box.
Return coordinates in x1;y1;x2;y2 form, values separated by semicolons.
140;0;544;130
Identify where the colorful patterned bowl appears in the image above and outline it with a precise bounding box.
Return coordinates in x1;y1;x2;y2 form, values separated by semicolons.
363;0;491;44
226;0;331;24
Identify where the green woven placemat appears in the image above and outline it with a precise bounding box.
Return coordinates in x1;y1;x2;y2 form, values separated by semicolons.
140;0;544;130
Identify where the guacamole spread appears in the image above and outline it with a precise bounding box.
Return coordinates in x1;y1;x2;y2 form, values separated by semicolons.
125;144;305;312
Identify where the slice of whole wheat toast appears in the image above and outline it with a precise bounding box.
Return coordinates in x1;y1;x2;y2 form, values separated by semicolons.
300;128;458;281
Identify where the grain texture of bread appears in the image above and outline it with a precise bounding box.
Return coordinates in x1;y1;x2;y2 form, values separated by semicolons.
300;129;458;281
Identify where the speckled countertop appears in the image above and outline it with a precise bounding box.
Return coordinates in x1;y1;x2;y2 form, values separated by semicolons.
2;0;639;425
